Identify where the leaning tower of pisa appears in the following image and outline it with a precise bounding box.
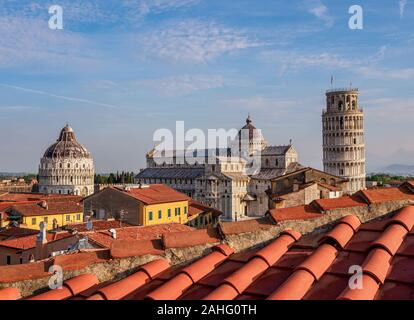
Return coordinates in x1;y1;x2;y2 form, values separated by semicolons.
322;88;366;194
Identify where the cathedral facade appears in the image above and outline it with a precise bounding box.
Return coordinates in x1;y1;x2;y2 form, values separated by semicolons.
135;116;302;221
38;125;95;196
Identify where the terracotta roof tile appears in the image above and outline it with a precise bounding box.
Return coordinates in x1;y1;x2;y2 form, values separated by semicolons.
23;205;414;301
219;217;274;235
146;244;234;300
86;223;194;249
386;205;414;231
0;232;72;250
313;195;367;211
358;187;414;204
66;220;132;232
188;200;222;218
0;287;21;300
162;228;220;249
110;239;164;258
204;230;300;300
120;184;190;205
267;205;321;222
27;274;98;300
87;259;170;300
7;201;82;217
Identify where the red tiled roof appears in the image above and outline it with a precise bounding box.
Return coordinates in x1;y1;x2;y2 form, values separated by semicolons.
313;195;368;211
188;200;222;218
267;205;321;222
219;218;274;235
0;287;21;300
357;187;414;204
317;182;342;192
0;201;38;212
18;205;414;301
0;227;39;239
7;201;82;217
86;223;194;249
0;232;72;250
0;193;81;203
120;184;190;205
65;220;132;232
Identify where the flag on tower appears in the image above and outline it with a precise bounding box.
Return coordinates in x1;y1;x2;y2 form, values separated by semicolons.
330;75;334;85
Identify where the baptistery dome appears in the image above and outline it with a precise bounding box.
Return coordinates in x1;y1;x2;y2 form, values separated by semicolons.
38;125;95;197
43;125;91;159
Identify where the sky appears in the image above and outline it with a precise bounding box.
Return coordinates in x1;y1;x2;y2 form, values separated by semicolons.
0;0;413;173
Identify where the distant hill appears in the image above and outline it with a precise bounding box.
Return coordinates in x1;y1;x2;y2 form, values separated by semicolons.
376;164;414;176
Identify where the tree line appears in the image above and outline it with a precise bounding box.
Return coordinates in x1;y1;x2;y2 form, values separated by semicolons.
94;171;135;185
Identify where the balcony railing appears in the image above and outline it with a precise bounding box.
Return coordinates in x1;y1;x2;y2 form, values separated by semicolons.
326;88;359;94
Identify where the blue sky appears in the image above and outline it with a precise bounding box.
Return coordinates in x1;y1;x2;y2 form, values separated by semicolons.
0;0;413;173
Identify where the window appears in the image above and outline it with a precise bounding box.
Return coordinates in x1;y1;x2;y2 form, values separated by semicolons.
149;211;153;221
67;163;70;168
66;215;71;222
31;217;37;225
184;206;187;215
6;255;11;265
158;210;162;219
177;208;181;216
168;209;171;218
76;214;81;221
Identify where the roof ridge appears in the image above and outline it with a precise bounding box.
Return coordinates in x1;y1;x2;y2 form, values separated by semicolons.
145;244;234;300
203;229;301;300
267;216;359;300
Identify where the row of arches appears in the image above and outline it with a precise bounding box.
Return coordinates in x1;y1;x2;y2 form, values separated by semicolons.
323;115;364;131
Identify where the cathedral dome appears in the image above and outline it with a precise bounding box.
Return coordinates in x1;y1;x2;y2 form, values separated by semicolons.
43;124;91;159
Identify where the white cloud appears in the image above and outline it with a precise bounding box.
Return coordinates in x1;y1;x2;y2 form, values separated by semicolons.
261;46;393;80
357;66;414;80
400;0;408;18
306;0;333;26
134;75;227;96
0;0;201;26
0;16;95;68
138;20;263;63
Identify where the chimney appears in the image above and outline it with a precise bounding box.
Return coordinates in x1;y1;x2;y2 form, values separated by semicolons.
35;222;48;260
293;181;300;192
40;200;48;210
109;228;117;239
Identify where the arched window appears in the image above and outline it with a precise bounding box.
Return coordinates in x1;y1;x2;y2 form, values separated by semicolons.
338;101;343;111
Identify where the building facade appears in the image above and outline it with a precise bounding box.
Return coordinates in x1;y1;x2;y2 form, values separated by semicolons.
83;184;190;226
136;116;303;221
38;125;95;196
322;88;366;194
267;167;347;209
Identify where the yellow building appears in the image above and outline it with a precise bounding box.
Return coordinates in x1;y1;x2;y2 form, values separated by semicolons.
186;200;222;229
83;184;191;226
5;200;83;230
